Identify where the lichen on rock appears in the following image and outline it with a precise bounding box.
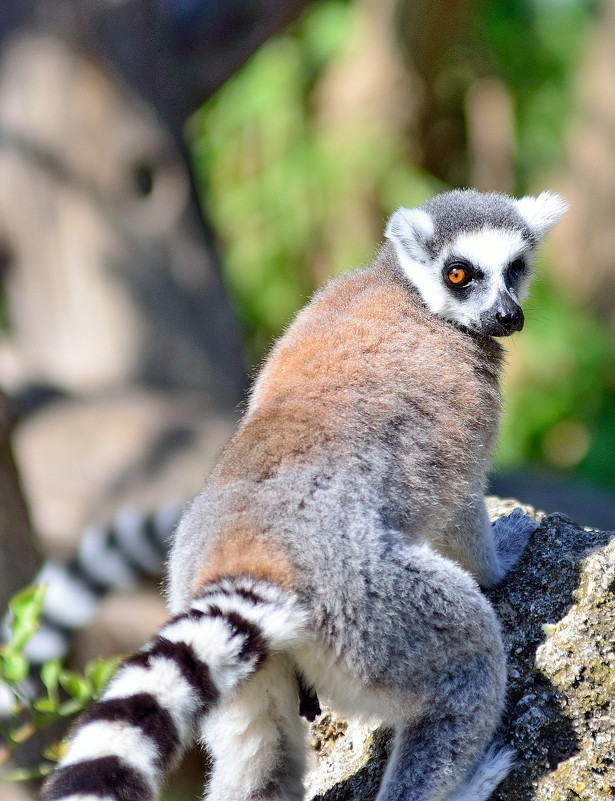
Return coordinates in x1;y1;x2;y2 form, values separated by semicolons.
527;536;615;799
490;511;614;801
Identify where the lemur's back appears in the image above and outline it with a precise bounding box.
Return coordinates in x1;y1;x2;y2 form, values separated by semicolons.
168;245;502;614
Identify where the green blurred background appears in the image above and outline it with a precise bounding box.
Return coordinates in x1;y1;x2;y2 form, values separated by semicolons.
188;0;615;510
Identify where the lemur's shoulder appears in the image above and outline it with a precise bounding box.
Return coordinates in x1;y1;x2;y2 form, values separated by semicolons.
249;244;502;420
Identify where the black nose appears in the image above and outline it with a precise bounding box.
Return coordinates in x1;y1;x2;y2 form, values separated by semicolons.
495;308;524;332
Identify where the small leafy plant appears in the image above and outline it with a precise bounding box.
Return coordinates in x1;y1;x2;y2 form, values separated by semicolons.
0;585;120;782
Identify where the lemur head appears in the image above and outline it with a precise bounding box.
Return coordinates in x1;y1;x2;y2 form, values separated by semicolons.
385;189;568;337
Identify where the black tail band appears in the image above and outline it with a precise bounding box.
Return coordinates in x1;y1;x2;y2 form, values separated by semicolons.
124;637;220;709
79;693;180;769
45;755;153;801
204;605;268;666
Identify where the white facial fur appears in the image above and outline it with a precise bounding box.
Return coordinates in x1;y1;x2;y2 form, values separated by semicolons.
387;225;530;332
385;190;568;335
438;228;530;329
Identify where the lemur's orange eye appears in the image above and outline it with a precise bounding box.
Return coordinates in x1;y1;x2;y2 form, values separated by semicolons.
444;261;473;288
447;266;466;285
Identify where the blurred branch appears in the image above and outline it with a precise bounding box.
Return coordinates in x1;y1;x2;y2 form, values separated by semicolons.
0;392;39;611
0;0;315;135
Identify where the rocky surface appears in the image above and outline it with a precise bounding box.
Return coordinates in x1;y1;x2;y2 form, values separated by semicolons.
303;501;615;801
491;509;614;800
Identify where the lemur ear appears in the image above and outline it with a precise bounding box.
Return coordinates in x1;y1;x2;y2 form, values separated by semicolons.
514;191;568;242
385;207;434;263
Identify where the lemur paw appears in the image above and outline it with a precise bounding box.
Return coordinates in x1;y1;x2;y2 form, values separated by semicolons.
492;507;538;578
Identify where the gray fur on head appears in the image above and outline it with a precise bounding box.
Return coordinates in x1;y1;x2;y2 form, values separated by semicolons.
387;189;567;257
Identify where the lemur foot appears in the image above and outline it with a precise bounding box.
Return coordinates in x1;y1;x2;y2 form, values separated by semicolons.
492;507;538;579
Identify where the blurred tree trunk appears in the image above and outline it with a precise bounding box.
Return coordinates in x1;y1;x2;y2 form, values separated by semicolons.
465;77;515;194
315;0;478;187
395;0;515;191
0;391;38;610
551;0;615;324
0;34;245;400
0;0;312;399
396;0;474;186
312;0;420;282
0;0;314;140
311;0;513;282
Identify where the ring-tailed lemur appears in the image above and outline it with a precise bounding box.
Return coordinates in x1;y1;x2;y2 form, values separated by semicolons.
43;189;567;801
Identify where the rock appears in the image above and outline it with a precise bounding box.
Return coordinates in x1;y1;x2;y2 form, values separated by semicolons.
491;511;614;800
303;502;614;801
306;716;392;801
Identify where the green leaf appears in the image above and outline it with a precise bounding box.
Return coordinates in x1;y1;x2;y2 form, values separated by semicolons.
5;585;46;653
40;658;62;701
59;671;92;703
8;584;45;620
85;656;121;694
43;740;65;763
0;653;28;683
32;697;58;714
57;699;85;718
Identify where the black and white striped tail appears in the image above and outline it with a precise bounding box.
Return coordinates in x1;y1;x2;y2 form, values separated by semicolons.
11;504;181;666
0;504;181;719
43;577;307;801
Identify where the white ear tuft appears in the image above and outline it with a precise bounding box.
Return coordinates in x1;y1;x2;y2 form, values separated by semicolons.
385;207;434;262
515;191;568;241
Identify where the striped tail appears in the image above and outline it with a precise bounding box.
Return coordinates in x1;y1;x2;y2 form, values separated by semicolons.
43;577;307;801
24;504;181;665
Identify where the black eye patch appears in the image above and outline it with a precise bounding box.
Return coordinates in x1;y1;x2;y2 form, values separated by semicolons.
506;258;527;284
442;259;483;295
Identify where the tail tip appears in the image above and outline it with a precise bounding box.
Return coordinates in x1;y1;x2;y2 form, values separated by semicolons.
449;745;516;801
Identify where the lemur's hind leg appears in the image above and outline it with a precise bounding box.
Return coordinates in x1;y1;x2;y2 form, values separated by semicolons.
303;545;511;801
377;658;512;801
374;584;510;801
200;653;307;801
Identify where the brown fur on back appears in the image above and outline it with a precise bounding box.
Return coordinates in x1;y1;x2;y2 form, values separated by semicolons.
191;246;503;590
195;522;296;592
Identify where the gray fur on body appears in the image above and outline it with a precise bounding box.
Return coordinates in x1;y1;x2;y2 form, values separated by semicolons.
170;244;505;612
44;189;566;801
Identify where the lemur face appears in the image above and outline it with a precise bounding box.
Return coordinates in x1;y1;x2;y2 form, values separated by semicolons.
414;226;532;337
385;190;567;338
